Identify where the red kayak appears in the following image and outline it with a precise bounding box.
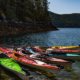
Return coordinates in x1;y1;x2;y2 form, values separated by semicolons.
41;57;69;64
30;55;71;66
53;49;80;53
0;47;60;71
0;47;11;53
42;57;72;67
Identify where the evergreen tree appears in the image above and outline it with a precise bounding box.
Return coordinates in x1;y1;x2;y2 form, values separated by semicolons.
0;0;50;23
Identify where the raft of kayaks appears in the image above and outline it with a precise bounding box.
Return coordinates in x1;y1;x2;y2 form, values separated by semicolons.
0;46;80;75
0;47;60;71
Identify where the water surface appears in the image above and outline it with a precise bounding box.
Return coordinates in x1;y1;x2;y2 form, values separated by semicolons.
1;28;80;47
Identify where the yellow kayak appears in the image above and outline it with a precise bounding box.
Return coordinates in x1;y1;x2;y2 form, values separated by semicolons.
51;46;80;49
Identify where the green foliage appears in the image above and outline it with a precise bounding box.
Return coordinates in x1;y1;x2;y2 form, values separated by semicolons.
0;0;50;22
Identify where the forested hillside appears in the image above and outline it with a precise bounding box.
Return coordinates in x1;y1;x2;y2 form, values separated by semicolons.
0;0;49;22
49;12;80;28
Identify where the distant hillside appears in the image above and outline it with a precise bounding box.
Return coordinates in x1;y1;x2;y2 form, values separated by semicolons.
49;12;80;28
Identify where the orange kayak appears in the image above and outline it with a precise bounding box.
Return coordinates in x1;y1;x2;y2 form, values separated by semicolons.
0;47;60;71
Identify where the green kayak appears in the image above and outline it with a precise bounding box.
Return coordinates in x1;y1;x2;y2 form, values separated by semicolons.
0;58;25;75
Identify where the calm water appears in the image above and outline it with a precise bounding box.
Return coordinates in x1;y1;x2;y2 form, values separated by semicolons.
1;28;80;47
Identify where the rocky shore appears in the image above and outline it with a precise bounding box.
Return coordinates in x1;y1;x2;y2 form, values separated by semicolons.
0;21;57;37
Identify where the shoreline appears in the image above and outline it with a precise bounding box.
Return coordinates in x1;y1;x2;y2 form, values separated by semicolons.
0;22;58;37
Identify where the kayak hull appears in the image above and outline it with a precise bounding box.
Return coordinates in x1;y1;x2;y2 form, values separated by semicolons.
32;57;71;67
52;46;80;49
18;60;59;72
42;58;71;66
51;50;80;53
51;56;80;61
0;63;27;80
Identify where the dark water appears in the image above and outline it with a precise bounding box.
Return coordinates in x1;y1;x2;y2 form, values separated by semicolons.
1;28;80;47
